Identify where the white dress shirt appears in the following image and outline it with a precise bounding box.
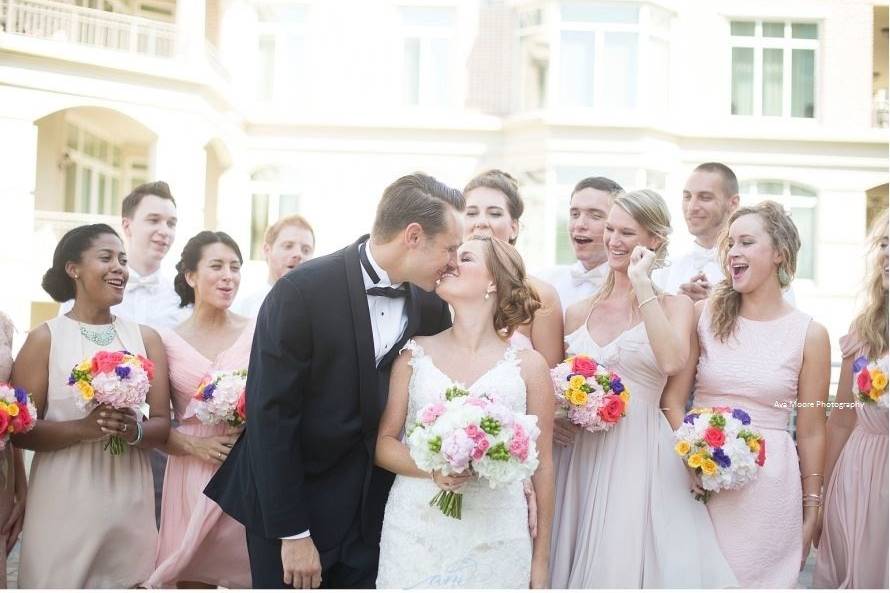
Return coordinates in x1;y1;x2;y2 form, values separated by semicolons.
59;267;189;329
231;283;272;319
537;261;610;313
283;241;408;541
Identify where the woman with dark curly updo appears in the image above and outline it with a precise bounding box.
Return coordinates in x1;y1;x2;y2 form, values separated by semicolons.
12;223;170;588
375;235;555;588
145;230;253;588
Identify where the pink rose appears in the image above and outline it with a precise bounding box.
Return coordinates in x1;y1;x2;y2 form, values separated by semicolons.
598;395;624;424
91;351;125;374
509;425;530;461
136;355;155;380
756;438;766;466
472;438;490;460
703;426;725;448
571;356;597;378
235;389;247;421
856;369;872;394
465;424;483;439
420;402;446;425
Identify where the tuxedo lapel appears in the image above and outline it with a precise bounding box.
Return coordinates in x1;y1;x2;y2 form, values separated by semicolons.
344;234;379;445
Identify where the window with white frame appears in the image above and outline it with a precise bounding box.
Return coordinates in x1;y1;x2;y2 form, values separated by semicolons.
552;1;671;115
399;5;456;107
63;121;146;216
730;20;818;118
519;7;549;111
255;3;308;103
739;180;817;279
250;168;303;260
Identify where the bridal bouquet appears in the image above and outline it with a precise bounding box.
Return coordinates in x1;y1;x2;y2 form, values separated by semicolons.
68;350;154;455
673;407;766;502
407;385;540;519
188;369;248;426
550;354;629;432
852;356;888;408
0;383;37;451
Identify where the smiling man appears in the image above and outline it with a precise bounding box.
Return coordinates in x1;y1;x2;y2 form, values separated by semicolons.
539;176;624;313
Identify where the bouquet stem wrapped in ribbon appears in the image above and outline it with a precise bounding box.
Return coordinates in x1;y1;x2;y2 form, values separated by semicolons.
551;354;629;432
407;385;540;519
0;383;37;450
673;407;765;503
188;369;248;426
68;350;154;455
852;356;888;408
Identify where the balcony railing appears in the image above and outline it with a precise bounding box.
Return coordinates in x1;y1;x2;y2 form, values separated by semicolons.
1;0;176;58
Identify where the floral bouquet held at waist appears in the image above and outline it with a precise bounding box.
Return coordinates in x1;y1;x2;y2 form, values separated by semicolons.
673;406;765;503
68;350;154;455
407;385;540;519
852;356;888;408
0;383;37;451
550;354;629;432
188;369;248;427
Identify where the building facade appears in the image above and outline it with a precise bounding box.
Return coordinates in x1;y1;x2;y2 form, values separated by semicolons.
1;0;887;357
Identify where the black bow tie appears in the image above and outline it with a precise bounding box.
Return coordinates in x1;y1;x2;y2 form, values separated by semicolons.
360;241;408;299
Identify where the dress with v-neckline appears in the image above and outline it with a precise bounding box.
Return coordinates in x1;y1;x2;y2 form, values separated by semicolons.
409;339;520;393
165;322;253;367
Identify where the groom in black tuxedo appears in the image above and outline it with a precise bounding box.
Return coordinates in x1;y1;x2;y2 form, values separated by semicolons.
205;173;464;588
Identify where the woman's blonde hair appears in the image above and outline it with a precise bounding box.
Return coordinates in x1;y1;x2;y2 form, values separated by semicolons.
592;189;672;307
850;210;888;359
469;235;541;337
710;200;801;342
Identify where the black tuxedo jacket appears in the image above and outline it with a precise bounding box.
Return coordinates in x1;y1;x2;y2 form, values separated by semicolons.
205;235;451;557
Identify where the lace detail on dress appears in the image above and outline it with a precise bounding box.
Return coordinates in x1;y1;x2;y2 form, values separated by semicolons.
377;338;532;588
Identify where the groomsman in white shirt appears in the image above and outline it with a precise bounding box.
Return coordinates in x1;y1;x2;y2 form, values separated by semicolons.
538;177;624;313
652;163;740;301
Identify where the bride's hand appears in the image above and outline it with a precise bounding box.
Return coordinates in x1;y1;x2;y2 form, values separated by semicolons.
431;469;472;492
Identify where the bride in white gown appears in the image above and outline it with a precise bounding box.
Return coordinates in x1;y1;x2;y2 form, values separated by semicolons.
375;236;555;589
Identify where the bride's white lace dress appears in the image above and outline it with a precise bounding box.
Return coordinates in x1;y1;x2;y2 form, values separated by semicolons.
376;340;532;589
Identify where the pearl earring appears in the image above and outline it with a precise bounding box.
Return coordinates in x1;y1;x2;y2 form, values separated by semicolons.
485;292;490;300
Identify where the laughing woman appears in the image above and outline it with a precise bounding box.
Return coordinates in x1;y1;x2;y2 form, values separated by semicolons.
12;224;170;588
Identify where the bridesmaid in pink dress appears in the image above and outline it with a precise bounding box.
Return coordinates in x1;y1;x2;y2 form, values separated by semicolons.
0;311;26;588
814;211;888;588
665;201;830;588
145;231;253;588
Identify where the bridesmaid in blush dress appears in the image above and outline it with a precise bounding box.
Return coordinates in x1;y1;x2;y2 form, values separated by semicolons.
0;311;26;588
550;190;735;588
666;201;830;588
145;231;253;589
814;211;888;588
13;224;170;588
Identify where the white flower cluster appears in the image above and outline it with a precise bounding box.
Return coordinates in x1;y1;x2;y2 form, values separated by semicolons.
189;369;248;426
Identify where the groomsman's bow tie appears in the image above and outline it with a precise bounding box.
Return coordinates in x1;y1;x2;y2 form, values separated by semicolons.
360;242;409;299
129;274;160;290
570;265;605;287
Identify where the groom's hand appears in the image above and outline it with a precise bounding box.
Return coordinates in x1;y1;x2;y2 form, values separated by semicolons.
281;537;321;589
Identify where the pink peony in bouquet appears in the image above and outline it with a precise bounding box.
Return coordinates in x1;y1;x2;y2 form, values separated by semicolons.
187;369;248;427
68;350;154;455
550;354;630;432
407;385;540;519
0;383;37;450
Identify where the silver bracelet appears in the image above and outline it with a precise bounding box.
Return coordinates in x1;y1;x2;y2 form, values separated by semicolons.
126;422;144;446
637;295;658;309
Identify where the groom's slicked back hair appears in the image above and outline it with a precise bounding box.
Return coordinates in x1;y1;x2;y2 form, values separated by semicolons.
372;173;465;242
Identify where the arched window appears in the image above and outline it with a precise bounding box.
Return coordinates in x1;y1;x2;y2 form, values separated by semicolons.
739;180;817;280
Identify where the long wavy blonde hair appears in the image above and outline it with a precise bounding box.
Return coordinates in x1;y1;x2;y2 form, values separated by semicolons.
851;210;889;359
710;201;801;342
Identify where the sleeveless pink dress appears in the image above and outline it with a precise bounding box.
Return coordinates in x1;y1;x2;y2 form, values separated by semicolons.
813;332;888;588
144;323;254;588
692;306;812;588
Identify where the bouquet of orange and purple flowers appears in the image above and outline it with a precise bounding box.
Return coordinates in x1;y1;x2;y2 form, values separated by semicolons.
0;383;37;451
550;354;629;432
68;350;154;455
853;356;888;408
673;407;765;502
187;369;248;427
